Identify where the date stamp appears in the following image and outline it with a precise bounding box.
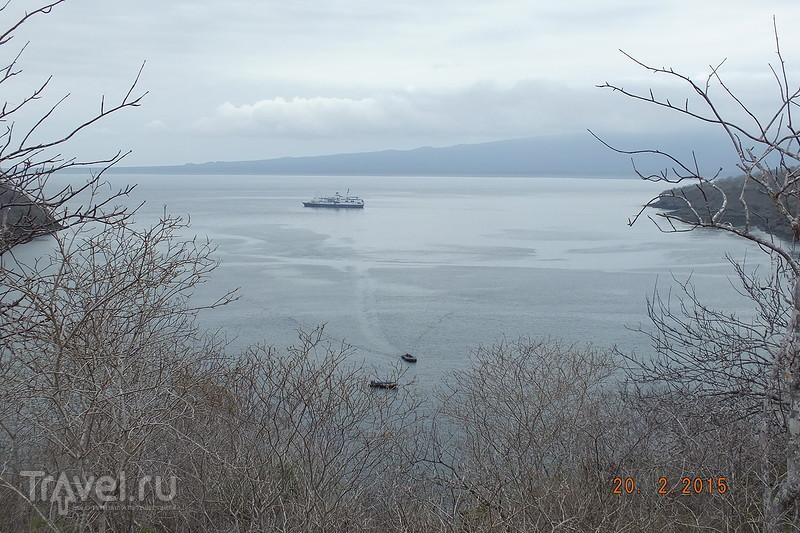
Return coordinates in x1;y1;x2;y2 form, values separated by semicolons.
612;477;728;495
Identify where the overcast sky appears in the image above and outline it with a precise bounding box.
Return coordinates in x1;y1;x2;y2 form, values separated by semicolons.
4;0;800;165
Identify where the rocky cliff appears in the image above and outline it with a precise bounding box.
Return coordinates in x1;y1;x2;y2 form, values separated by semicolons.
0;182;60;250
652;175;796;241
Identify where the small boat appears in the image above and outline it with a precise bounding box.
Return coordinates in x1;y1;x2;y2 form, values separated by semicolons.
303;191;364;208
400;353;417;363
369;380;397;389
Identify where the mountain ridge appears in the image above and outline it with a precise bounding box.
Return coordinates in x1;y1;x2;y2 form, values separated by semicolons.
109;133;741;177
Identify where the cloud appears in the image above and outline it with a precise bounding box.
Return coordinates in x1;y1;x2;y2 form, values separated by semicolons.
143;119;168;132
188;80;622;143
12;0;800;165
192;96;393;137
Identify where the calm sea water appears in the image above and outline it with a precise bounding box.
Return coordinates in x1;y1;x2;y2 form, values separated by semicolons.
85;174;766;387
19;174;771;388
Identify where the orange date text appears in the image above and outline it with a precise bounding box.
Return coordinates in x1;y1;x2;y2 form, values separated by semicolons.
611;477;728;494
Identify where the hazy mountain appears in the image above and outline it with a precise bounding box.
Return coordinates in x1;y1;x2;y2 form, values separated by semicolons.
114;133;741;177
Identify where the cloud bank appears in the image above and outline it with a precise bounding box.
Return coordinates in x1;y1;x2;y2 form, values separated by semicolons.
188;80;633;145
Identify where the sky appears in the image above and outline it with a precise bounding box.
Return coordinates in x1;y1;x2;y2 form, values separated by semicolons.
4;0;800;166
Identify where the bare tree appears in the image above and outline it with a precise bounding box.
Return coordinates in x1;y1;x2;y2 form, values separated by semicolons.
595;21;800;531
0;4;431;531
0;0;146;254
0;215;237;531
172;332;421;532
425;339;630;531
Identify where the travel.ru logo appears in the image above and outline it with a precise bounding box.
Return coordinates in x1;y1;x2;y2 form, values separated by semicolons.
20;470;177;516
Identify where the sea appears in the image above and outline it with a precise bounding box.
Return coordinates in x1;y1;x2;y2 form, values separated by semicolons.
15;174;776;389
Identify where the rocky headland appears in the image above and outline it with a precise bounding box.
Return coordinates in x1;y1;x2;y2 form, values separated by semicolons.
651;174;796;242
0;182;60;250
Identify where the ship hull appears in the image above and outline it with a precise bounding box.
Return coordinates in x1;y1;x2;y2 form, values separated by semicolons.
302;191;365;208
302;202;364;208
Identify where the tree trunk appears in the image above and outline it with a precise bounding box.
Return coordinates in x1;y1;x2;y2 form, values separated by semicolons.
765;277;800;532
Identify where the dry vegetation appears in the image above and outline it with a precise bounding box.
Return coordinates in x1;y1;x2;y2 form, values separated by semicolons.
0;213;775;531
0;220;771;531
2;2;800;531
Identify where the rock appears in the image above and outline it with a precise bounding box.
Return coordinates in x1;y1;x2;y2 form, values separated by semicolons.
651;175;795;241
0;181;61;250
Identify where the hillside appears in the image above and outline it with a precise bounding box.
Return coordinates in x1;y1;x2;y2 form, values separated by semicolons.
112;133;740;177
652;174;796;241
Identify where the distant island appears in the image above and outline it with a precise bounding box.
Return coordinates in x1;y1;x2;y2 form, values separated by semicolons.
108;133;741;178
2;133;751;247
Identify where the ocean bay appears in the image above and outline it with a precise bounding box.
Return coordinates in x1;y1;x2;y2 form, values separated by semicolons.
103;173;766;386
